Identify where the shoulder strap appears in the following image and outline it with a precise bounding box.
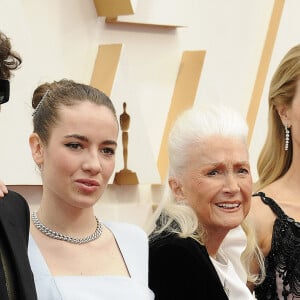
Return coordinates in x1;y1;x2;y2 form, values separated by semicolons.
252;192;286;218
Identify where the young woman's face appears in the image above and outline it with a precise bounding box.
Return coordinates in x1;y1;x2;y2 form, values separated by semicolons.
34;101;118;209
175;135;252;237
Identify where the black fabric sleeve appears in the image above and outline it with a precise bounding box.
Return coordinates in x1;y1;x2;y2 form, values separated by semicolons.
0;190;37;299
3;190;30;245
149;236;228;300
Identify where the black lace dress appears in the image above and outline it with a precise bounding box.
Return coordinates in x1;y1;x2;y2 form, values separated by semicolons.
253;192;300;300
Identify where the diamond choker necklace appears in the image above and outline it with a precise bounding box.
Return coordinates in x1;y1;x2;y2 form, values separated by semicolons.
31;211;103;244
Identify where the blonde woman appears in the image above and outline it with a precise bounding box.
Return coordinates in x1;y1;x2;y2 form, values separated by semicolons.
249;44;300;300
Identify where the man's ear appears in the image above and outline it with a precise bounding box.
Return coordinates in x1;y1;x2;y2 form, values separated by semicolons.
169;177;185;200
29;133;44;166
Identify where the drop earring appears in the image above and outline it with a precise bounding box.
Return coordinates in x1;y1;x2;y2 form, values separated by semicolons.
285;123;290;151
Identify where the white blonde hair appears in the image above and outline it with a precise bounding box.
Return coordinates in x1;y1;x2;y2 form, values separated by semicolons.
149;104;264;283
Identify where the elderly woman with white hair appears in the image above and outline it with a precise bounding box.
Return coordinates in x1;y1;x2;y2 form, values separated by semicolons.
148;105;264;300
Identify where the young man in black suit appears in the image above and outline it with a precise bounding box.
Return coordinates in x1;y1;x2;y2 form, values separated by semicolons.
0;30;37;300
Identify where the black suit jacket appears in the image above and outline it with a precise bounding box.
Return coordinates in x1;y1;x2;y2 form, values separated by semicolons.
0;190;37;300
149;233;229;300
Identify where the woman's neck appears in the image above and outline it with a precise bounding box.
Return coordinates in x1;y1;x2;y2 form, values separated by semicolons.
204;230;227;258
36;201;97;237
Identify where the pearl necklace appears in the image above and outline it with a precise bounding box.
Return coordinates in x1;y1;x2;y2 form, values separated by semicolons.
31;212;103;244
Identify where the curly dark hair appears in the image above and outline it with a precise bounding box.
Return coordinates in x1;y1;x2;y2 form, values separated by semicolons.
0;31;22;79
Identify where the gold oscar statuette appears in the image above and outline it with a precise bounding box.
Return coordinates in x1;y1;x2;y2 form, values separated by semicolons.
113;102;139;185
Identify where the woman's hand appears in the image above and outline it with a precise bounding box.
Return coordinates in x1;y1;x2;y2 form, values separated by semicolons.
0;180;8;197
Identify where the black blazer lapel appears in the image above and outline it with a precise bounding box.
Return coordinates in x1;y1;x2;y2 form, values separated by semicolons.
0;191;37;300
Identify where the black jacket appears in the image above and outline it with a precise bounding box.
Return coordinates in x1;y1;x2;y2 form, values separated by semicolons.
149;233;229;300
0;190;37;300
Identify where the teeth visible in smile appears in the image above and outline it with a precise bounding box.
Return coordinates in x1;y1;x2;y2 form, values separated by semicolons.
83;182;93;186
217;203;240;208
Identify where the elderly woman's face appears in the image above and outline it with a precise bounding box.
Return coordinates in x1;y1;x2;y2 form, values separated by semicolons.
177;135;252;237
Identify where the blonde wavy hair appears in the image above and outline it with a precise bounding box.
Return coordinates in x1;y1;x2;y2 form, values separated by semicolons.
255;45;300;191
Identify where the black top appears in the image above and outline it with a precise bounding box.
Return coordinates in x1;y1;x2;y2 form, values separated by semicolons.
0;190;37;300
149;232;229;300
253;192;300;300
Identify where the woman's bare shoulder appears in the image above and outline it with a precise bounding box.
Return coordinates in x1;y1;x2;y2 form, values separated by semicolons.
249;192;275;222
248;188;277;253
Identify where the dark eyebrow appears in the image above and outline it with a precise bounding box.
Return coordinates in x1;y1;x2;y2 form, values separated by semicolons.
103;140;118;147
65;134;88;142
64;134;117;146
